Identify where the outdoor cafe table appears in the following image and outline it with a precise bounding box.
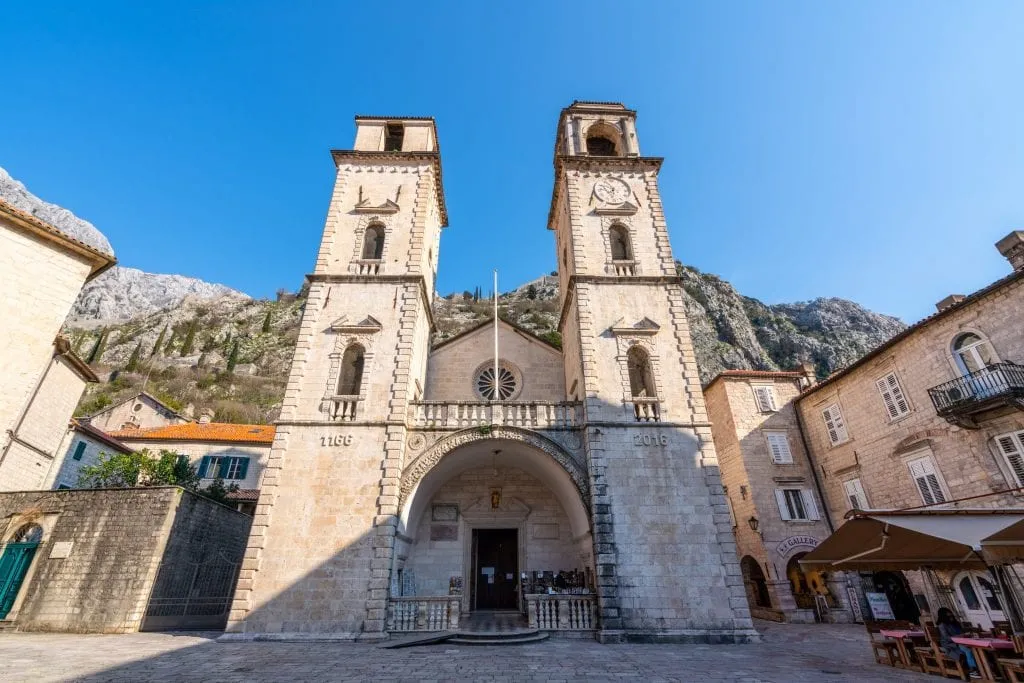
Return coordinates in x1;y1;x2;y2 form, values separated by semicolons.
952;636;1016;682
880;630;926;668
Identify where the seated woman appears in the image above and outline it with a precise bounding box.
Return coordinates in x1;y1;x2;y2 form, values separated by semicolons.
937;607;981;679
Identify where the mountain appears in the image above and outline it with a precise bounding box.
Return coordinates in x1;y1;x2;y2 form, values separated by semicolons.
69;266;249;324
0;166;114;256
64;267;904;424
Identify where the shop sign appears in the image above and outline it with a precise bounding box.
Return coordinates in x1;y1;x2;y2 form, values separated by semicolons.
865;591;895;620
775;535;820;558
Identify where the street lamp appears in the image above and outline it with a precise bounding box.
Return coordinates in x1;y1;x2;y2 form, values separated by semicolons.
747;516;760;533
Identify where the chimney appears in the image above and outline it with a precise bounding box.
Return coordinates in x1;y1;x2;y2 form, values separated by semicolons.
936;294;966;312
996;231;1024;272
198;410;214;424
798;362;817;390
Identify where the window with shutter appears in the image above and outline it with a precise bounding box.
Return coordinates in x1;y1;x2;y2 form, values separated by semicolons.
822;404;849;445
800;489;820;520
764;431;793;464
843;478;868;510
777;489;810;520
72;441;87;461
995;431;1024;487
753;386;777;412
775;489;792;520
875;372;911;420
907;455;947;505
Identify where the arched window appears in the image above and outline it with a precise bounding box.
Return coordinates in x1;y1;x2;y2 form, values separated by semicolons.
12;524;43;544
953;332;997;375
362;224;385;260
586;135;617;156
609;224;632;261
337;344;365;396
627;346;656;398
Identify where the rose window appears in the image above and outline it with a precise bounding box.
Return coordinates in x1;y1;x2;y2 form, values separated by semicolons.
476;366;517;401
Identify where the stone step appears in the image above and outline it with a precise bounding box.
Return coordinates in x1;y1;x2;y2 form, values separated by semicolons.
379;632;454;649
447;631;549;646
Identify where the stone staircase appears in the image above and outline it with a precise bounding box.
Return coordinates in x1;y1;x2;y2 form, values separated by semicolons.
382;611;549;648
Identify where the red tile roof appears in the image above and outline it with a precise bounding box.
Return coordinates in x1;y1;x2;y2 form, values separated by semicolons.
109;422;275;445
71;419;135;454
226;489;260;502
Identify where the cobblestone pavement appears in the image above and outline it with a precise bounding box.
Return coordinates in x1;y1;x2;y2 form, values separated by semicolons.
0;620;931;682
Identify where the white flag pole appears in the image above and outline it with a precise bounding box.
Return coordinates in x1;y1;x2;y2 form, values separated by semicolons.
493;270;499;401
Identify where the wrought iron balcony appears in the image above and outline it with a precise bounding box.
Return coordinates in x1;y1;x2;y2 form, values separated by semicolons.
927;363;1024;429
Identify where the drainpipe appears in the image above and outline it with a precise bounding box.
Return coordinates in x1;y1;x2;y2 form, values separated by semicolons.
0;348;60;471
795;404;835;533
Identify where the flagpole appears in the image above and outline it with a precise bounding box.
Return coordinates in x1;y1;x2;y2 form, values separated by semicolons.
494;270;499;402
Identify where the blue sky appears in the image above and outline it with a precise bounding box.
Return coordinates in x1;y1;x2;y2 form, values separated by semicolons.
2;2;1023;323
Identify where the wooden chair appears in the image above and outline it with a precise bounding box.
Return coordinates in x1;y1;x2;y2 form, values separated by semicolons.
914;624;969;681
865;620;903;667
998;635;1024;683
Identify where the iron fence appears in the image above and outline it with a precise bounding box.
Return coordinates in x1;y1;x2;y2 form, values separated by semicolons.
928;363;1024;415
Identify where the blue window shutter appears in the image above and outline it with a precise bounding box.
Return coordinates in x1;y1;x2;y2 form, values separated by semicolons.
198;456;211;478
72;442;87;461
237;457;250;481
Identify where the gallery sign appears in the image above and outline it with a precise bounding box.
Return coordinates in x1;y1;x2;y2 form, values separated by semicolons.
776;535;820;558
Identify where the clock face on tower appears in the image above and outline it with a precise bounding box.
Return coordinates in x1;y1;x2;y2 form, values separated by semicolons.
593;178;631;204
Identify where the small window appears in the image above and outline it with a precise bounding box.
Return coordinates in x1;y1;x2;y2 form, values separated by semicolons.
753;385;777;412
476;365;517;401
627;346;656;398
338;344;366;396
586;135;617;156
609;224;632;261
362;224;385;260
72;441;87;461
764;431;793;464
875;372;910;420
133;403;143;412
843;478;868;510
199;455;250;481
953;332;997;375
907;454;948;505
13;524;43;543
384;123;404;151
775;488;820;521
822;403;849;445
995;430;1024;487
57;484;72;490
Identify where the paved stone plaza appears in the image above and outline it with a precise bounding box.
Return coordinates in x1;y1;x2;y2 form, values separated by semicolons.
0;621;929;682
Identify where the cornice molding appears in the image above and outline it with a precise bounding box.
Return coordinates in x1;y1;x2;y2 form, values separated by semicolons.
547;156;663;230
307;273;436;331
329;149;448;227
557;275;682;332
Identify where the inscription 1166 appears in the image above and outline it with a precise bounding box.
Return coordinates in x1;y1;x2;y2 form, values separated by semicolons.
321;434;353;447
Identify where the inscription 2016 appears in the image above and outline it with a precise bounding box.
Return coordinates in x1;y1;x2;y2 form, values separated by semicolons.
633;433;668;447
321;434;353;447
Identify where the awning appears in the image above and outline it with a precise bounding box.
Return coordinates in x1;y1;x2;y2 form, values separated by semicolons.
799;509;1024;572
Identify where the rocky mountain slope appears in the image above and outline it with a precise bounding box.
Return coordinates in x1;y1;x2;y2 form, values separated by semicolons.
65;267;904;424
0;166;114;256
70;266;248;324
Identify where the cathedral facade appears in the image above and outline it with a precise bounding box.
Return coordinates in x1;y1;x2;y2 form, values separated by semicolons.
224;102;756;643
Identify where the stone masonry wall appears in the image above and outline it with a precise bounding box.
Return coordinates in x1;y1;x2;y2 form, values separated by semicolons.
0;220;92;444
798;275;1024;522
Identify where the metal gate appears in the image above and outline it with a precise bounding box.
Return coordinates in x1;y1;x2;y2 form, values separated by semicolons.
142;551;240;631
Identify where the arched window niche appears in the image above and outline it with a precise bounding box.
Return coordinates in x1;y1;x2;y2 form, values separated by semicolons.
337;344;366;397
585;122;623;156
627;346;656;399
609;224;633;261
952;331;998;375
362;224;385;260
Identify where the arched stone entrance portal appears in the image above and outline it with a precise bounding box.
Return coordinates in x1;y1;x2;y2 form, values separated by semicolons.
394;428;594;629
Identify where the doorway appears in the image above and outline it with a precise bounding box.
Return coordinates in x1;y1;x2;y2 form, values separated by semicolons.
954;570;1006;630
472;528;518;610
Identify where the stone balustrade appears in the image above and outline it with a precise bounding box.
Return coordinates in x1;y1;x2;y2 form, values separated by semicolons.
610;259;637;276
631;397;661;422
525;594;596;631
386;597;461;632
409;401;580;429
351;259;383;275
326;395;360;421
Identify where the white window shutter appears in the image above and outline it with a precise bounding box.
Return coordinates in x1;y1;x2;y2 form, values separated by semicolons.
876;373;910;420
844;479;867;510
909;456;946;505
775;489;792;520
997;432;1024;487
766;432;793;464
876;377;899;419
801;489;821;520
823;404;848;445
754;386;777;412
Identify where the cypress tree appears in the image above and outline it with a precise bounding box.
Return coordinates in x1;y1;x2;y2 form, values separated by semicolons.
87;329;108;364
151;325;167;357
226;340;240;374
126;343;143;372
180;319;197;356
262;309;272;333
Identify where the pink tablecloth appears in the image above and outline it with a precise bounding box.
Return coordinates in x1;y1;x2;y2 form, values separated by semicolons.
880;630;925;639
951;636;1015;650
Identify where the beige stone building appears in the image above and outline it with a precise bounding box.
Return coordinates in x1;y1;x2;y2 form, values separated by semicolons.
0;338;101;491
704;369;853;624
0;197;115;490
109;421;275;514
795;231;1024;629
86;391;191;433
224;102;756;643
705;231;1024;630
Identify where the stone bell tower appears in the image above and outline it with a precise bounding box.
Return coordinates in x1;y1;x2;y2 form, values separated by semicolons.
224;116;446;639
550;101;756;642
